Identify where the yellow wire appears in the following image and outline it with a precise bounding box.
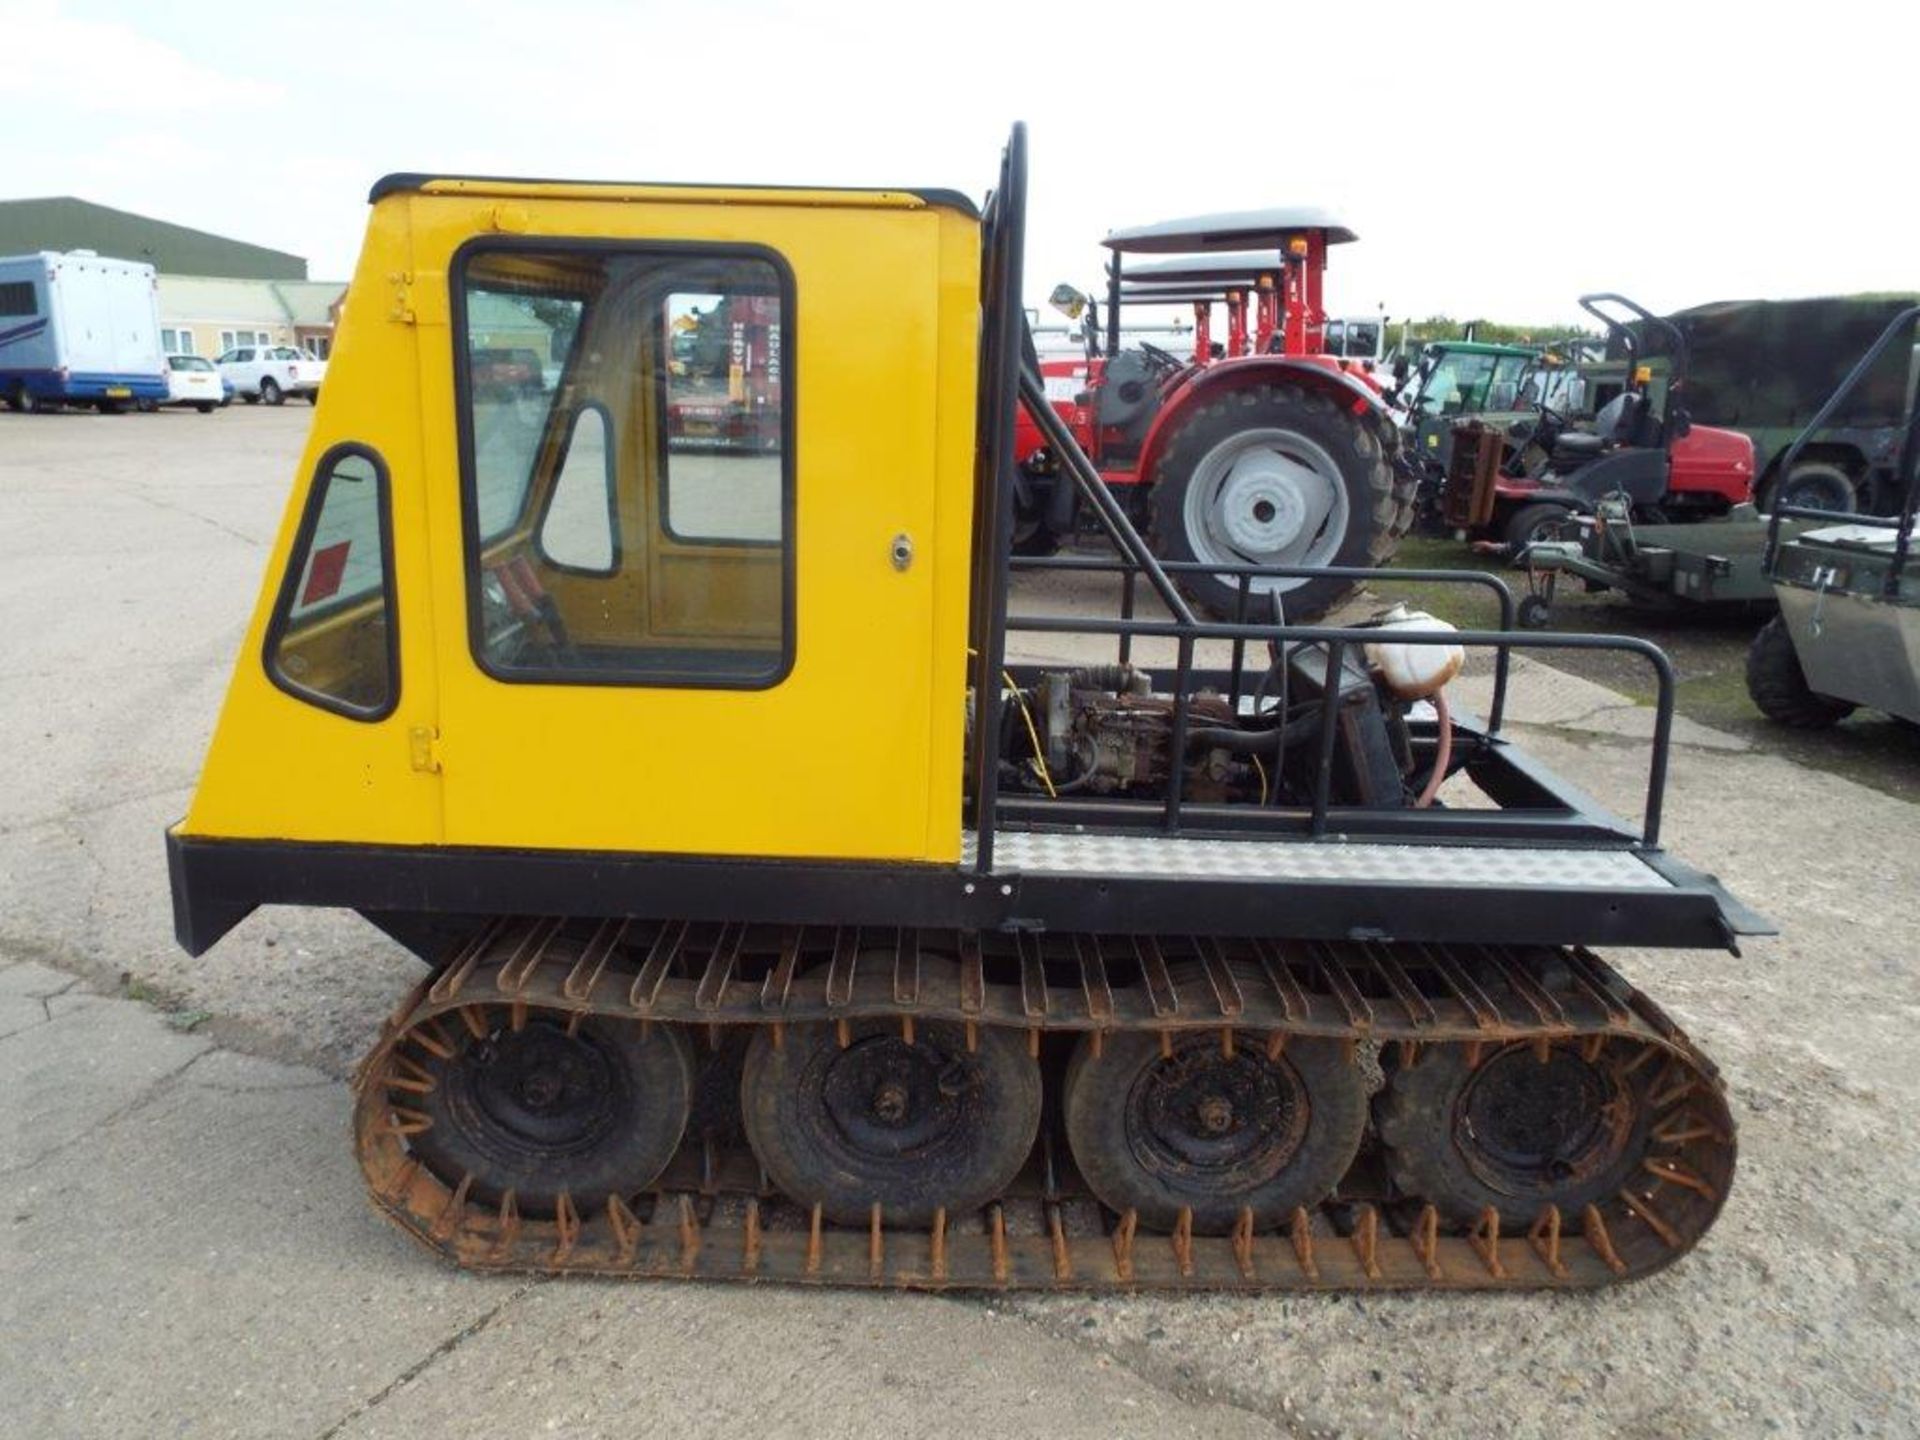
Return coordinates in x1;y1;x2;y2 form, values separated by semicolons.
1001;669;1058;798
1251;753;1270;806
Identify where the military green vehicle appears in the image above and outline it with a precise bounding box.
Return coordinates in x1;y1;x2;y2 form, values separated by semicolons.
1644;295;1920;515
1747;308;1920;727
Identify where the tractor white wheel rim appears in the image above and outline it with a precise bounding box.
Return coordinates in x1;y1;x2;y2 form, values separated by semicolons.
1181;427;1348;595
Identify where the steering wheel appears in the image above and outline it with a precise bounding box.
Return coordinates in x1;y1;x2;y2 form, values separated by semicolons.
1521;400;1570;444
1136;341;1184;374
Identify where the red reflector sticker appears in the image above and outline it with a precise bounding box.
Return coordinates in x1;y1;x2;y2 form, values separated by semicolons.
302;541;351;605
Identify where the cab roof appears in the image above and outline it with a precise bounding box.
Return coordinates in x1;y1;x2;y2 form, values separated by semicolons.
1104;208;1357;253
1426;340;1536;357
367;174;979;218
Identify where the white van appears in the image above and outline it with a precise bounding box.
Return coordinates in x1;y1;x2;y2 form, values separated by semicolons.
0;251;168;413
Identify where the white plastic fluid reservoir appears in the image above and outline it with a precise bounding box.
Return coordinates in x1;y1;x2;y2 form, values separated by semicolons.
1363;604;1466;700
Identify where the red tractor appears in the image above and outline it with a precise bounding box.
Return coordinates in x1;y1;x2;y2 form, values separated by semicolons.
1454;294;1756;552
665;293;782;451
1014;210;1414;619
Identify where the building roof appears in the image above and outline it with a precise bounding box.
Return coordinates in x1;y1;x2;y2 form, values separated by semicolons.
273;280;347;326
158;274;347;326
0;197;306;280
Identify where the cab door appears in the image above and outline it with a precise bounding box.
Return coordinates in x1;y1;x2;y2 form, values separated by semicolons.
417;190;976;865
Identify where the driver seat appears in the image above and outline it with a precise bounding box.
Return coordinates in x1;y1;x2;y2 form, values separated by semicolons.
1550;391;1651;467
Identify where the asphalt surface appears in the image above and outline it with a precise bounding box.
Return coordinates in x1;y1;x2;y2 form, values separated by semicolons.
1;406;1915;1439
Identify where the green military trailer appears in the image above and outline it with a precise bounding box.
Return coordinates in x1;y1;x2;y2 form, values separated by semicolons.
1515;500;1808;628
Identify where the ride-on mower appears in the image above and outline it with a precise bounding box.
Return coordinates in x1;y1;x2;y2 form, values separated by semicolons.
167;126;1756;1293
1441;295;1755;554
1013;210;1415;620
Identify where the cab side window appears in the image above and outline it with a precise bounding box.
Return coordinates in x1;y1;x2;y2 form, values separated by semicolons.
456;243;792;689
264;446;398;719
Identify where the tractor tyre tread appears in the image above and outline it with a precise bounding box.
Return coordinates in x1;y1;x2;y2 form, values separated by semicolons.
1147;383;1401;622
1745;614;1854;727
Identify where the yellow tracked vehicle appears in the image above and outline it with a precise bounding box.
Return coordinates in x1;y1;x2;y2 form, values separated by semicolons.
168;127;1762;1291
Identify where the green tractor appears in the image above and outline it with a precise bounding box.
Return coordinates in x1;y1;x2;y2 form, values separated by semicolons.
1395;339;1538;474
1747;308;1920;727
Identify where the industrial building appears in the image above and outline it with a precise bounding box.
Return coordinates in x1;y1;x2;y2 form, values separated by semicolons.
0;196;343;356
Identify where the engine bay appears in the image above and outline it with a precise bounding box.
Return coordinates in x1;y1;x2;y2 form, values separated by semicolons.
991;620;1463;814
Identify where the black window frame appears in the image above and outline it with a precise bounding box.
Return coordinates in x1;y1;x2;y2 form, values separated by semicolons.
451;235;797;693
533;397;622;578
260;441;402;722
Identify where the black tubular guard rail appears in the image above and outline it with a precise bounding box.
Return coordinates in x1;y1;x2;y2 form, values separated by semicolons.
968;126;1678;875
994;606;1677;850
1010;554;1519;734
1764;306;1920;593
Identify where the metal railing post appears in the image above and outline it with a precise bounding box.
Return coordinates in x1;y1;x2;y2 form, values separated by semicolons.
1309;642;1345;837
1164;635;1195;833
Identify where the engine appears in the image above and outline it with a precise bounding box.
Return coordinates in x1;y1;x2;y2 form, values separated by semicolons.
996;648;1434;812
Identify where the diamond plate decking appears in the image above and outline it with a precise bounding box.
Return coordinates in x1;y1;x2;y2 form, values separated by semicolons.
964;831;1672;890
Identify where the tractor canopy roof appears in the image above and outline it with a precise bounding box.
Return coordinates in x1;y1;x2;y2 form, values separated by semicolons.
1118;252;1287;284
1103;207;1357;253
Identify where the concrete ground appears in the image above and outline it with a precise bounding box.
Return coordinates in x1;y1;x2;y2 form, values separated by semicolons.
1;406;1915;1439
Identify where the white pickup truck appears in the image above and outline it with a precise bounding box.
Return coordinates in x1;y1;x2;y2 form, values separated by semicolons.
215;343;325;405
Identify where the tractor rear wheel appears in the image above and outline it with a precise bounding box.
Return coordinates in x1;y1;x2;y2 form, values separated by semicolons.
1148;384;1406;621
1746;614;1855;727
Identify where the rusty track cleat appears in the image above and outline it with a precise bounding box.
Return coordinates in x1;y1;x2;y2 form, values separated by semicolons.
351;922;1733;1291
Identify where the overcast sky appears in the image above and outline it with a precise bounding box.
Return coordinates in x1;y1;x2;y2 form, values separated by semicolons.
6;0;1915;330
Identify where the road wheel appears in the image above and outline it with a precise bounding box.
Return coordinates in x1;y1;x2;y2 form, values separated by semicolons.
1767;461;1856;516
1746;614;1854;727
260;377;283;405
1502;500;1574;553
241;391;259;405
195;402;215;414
305;386;321;405
6;382;29;413
1375;1038;1658;1226
406;1008;693;1217
1517;593;1553;629
1063;1023;1367;1234
740;967;1040;1226
1148;383;1404;621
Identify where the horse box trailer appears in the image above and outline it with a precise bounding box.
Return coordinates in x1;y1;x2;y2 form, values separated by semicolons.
0;250;168;413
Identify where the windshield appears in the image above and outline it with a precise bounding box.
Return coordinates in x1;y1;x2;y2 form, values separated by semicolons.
1413;350;1533;416
168;355;213;372
1324;318;1382;360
